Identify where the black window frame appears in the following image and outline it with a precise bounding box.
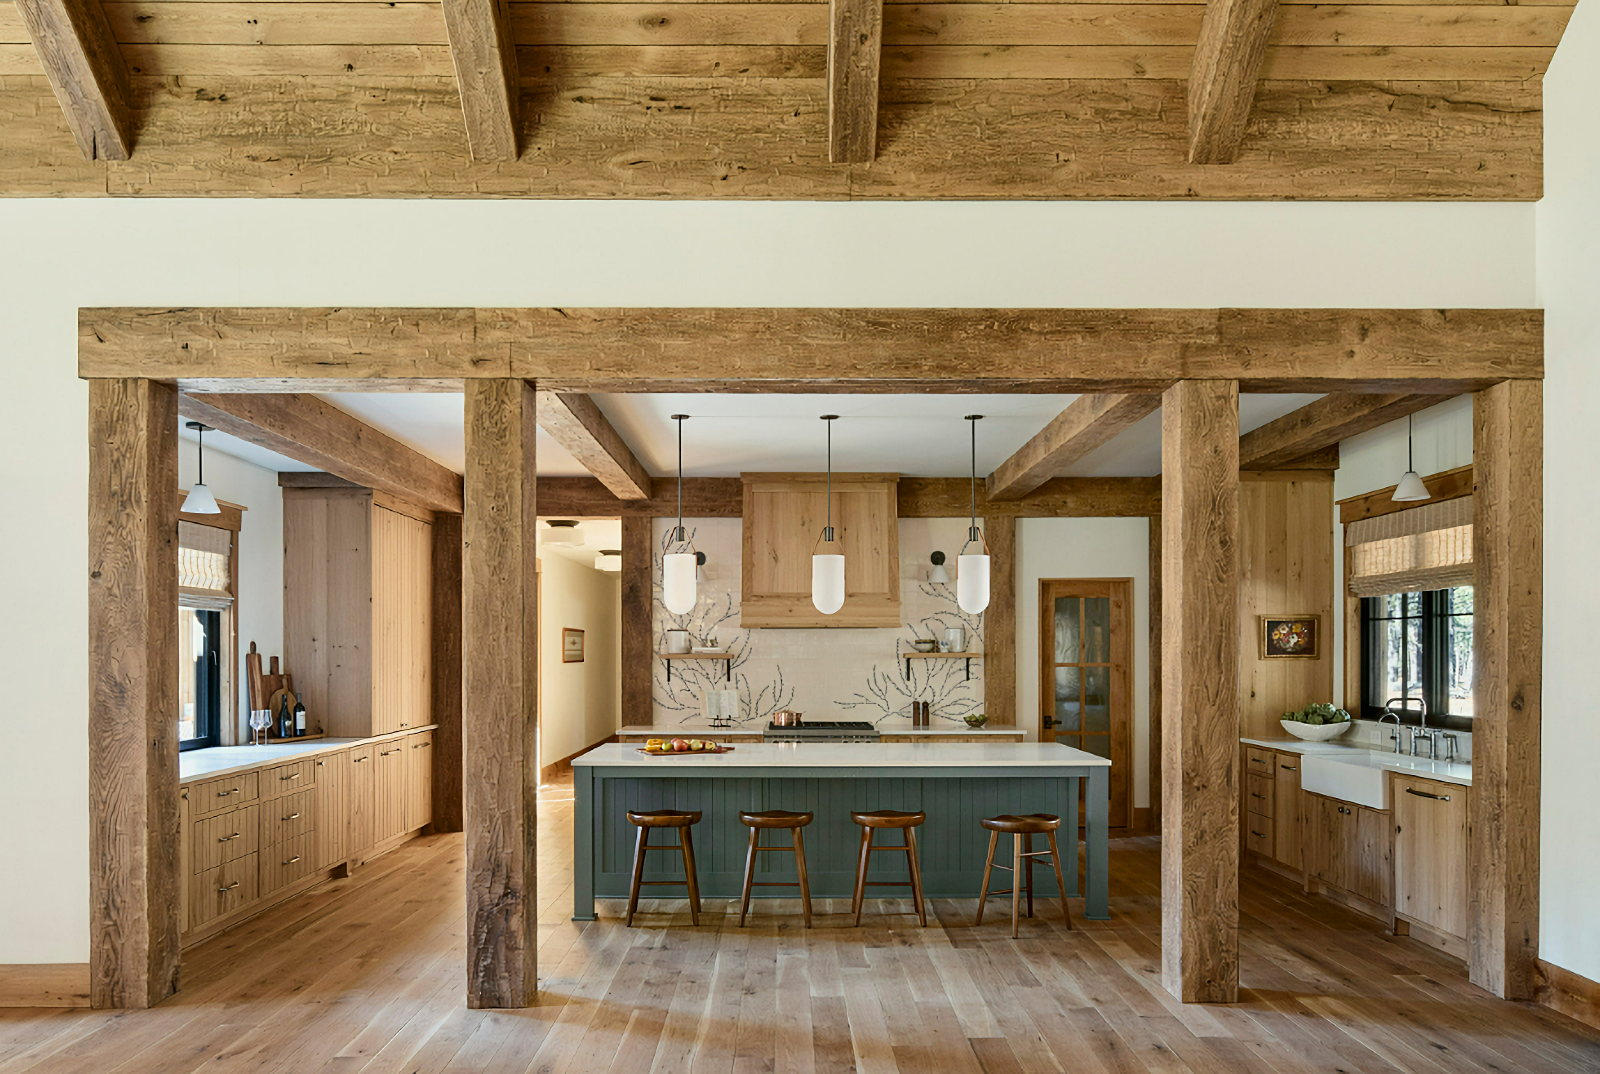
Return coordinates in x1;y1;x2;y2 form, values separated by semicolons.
1359;587;1473;733
180;606;223;752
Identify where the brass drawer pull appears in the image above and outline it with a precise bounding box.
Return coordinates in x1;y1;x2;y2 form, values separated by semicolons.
353;756;368;763
1405;787;1451;802
219;881;241;893
284;812;301;821
282;855;301;866
218;832;240;842
281;773;300;781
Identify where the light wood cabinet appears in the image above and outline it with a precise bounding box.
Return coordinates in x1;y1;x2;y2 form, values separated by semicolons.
1272;753;1303;871
406;731;434;832
739;472;900;628
1306;792;1392;906
315;750;350;871
375;740;409;843
349;744;376;859
1393;775;1469;939
284;488;434;739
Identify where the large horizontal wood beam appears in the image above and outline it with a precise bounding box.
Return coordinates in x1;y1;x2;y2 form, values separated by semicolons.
15;0;134;159
79;308;1544;394
177;393;464;514
1187;0;1279;164
987;394;1163;501
534;391;652;501
827;0;883;163
1238;392;1445;470
440;0;520;161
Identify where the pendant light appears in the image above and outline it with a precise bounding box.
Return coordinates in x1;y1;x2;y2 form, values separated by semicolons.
182;421;221;515
957;415;991;614
661;414;698;614
811;415;845;615
1392;413;1431;503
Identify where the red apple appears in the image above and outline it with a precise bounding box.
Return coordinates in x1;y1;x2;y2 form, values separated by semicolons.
671;738;689;752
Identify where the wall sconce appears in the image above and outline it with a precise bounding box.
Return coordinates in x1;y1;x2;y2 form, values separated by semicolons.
695;550;708;583
929;551;949;584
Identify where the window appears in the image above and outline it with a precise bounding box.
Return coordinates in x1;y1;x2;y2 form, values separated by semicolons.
179;606;223;750
1361;586;1473;731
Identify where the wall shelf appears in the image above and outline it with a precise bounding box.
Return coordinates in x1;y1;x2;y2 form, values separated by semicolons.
659;652;732;682
903;651;981;681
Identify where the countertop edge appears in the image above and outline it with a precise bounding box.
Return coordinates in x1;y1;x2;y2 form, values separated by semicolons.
1240;735;1472;788
180;725;439;783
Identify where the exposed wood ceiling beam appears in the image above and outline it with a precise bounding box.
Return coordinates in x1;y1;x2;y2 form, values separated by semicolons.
14;0;134;160
78;308;1544;393
534;391;653;501
178;393;464;514
987;394;1163;502
1238;392;1448;470
827;0;883;162
440;0;520;161
1187;0;1279;164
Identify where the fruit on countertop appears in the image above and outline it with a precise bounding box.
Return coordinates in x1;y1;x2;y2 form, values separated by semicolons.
671;738;689;752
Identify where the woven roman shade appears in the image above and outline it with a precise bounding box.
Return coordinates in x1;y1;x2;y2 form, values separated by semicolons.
179;521;233;608
1346;496;1473;597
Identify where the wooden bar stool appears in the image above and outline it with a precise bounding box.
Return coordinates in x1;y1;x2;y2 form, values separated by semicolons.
737;809;814;927
850;809;927;927
976;813;1072;938
625;809;703;927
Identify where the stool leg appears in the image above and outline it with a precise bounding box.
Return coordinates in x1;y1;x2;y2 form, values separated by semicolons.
975;830;998;927
1045;829;1072;930
738;826;759;928
627;825;648;927
1024;832;1035;919
852;826;872;927
793;826;813;929
1010;832;1023;939
906;827;927;928
681;826;702;927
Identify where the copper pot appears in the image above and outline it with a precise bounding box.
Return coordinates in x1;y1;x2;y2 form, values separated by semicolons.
771;709;804;727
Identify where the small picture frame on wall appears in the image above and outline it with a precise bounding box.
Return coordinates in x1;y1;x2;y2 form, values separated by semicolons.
562;628;585;663
1260;615;1320;660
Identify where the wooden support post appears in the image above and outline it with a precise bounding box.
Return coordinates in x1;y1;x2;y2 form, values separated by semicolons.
1469;380;1542;1001
826;0;882;163
431;512;464;834
88;379;181;1009
462;379;538;1008
1160;379;1240;1004
1148;512;1162;833
15;0;134;160
984;515;1016;726
1187;0;1279;164
620;515;654;727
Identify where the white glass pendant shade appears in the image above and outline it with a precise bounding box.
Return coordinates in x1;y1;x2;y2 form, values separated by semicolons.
1392;471;1430;503
957;553;991;614
929;563;950;584
662;552;697;613
812;554;845;614
182;483;221;515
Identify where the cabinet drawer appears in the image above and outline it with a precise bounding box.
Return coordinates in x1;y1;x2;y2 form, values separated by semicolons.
1244;748;1275;776
260;789;317;846
190;853;259;930
262;758;317;799
1244;819;1273;857
189;772;259;818
1246;774;1275;817
192;804;259;874
260;833;317;895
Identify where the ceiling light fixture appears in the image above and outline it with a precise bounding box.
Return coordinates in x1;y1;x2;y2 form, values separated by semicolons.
1392;413;1431;503
929;551;950;585
181;422;222;515
811;415;845;615
662;415;698;614
540;519;586;546
958;415;991;615
595;549;622;572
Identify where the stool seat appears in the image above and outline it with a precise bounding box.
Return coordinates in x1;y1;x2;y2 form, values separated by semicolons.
628;809;702;828
740;809;814;829
980;813;1061;835
850;809;926;829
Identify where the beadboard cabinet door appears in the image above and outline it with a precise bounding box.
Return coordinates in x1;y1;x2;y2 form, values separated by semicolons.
316;749;351;870
349;745;376;859
406;731;434;832
375;741;409;843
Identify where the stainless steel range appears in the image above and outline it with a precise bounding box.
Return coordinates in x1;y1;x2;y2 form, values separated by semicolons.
763;720;881;743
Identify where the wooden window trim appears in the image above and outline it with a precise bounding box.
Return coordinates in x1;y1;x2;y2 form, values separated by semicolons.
175;491;245;745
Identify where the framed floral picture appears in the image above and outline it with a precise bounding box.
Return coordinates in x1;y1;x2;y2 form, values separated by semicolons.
562;627;585;663
1260;615;1320;660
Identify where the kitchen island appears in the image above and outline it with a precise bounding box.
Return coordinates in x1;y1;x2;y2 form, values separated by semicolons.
572;741;1110;921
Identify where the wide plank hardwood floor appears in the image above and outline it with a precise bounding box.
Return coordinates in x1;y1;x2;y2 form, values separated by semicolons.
3;778;1598;1073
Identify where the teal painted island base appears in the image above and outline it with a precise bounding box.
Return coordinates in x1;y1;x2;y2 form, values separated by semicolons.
572;742;1111;921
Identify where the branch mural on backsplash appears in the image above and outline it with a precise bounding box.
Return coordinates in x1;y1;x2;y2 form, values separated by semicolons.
838;581;985;725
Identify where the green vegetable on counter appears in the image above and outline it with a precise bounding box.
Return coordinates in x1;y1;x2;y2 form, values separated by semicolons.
1281;702;1351;726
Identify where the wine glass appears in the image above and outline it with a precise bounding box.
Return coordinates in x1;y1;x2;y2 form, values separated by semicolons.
249;710;270;746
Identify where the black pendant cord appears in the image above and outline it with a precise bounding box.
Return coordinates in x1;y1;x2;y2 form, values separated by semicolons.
817;415;839;548
671;414;689;547
197;426;204;486
1408;413;1415;472
964;415;985;551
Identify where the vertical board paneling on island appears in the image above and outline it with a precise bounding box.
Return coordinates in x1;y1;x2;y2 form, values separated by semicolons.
463;378;538;1008
1160;379;1240;1004
88;378;181;1009
985;514;1016;726
621;515;653;726
431;512;464;833
1470;380;1542;1001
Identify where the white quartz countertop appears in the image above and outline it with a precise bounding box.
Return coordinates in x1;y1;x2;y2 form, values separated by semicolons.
577;741;1107;768
180;726;437;783
1241;735;1471;788
617;722;1025;737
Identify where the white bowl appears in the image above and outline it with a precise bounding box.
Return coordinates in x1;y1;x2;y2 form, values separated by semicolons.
1280;719;1353;742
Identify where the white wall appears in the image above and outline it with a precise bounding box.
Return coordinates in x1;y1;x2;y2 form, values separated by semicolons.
1017;518;1151;808
1538;0;1600;986
538;553;621;770
0;198;1538;962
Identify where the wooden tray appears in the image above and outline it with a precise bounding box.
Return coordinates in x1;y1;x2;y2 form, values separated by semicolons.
636;745;736;757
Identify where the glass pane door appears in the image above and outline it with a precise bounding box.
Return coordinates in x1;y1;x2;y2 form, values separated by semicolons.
1040;579;1132;828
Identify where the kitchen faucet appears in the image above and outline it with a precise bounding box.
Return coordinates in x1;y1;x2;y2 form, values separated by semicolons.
1383;698;1428;756
1377;707;1404;753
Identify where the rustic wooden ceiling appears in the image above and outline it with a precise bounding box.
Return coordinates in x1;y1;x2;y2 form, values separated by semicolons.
0;0;1574;198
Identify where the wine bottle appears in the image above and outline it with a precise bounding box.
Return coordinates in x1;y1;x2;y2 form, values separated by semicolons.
278;695;292;739
293;701;306;737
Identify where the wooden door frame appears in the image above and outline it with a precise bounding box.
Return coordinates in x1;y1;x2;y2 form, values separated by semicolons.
78;305;1541;1007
